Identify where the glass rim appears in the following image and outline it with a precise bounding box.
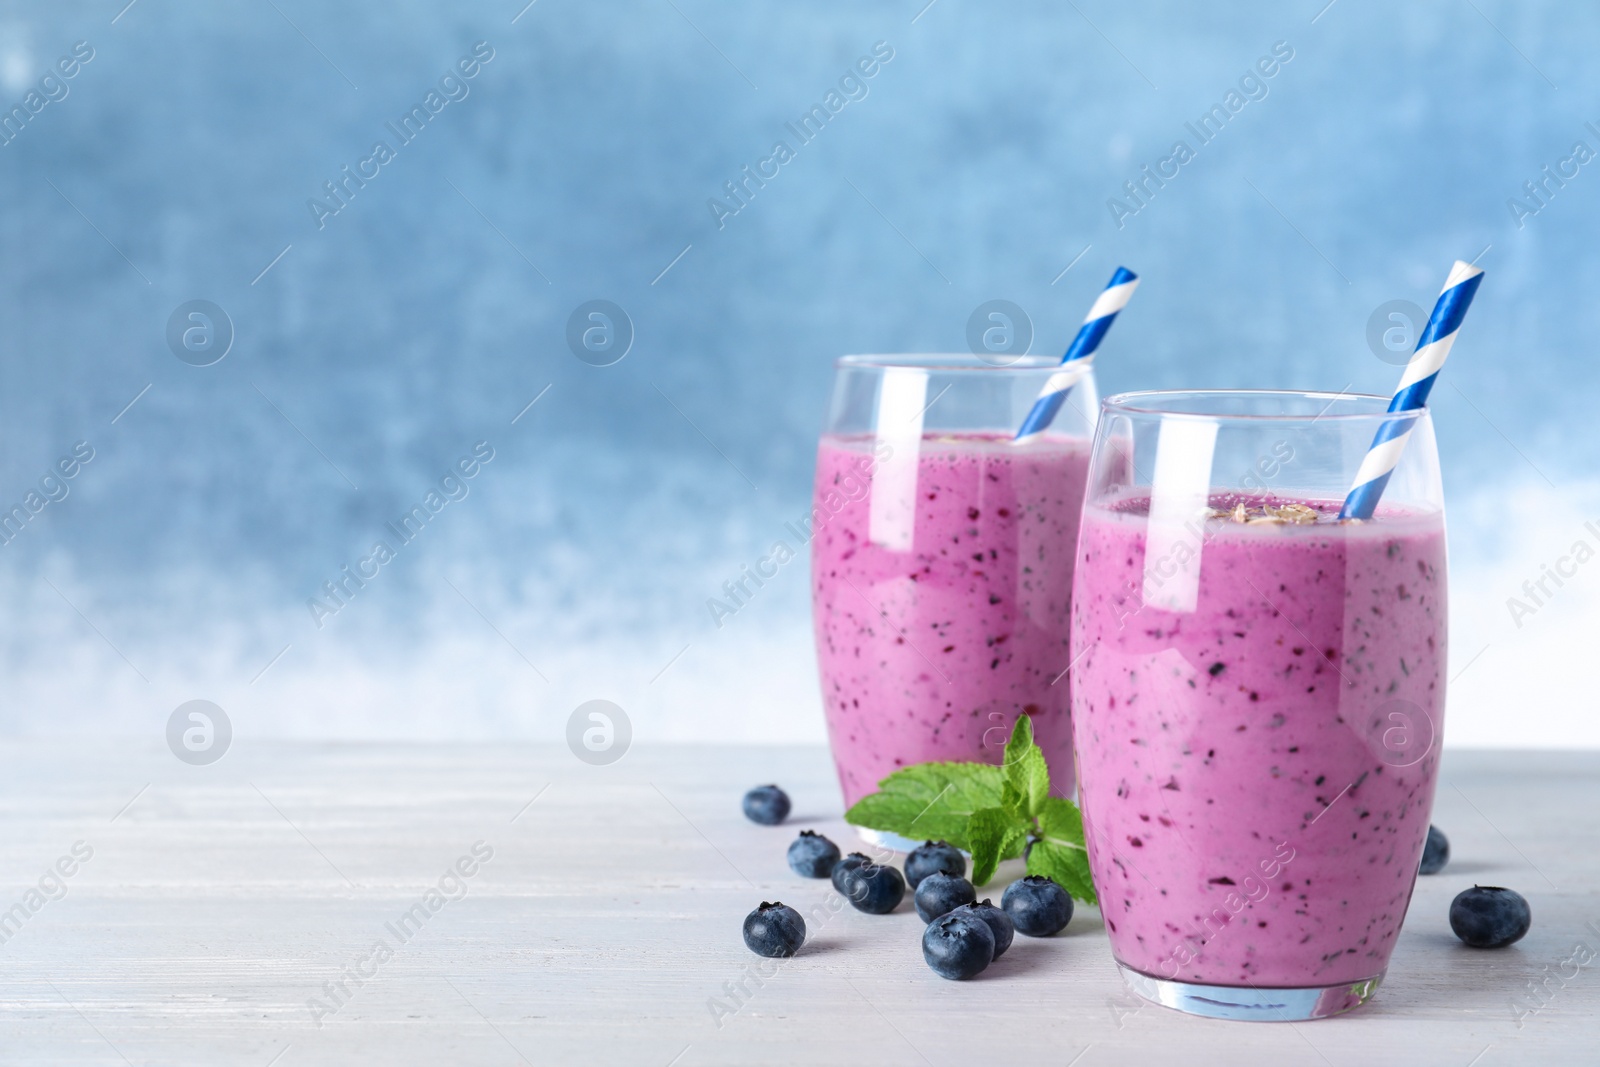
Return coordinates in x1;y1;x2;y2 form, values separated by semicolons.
835;353;1073;371
1101;388;1427;424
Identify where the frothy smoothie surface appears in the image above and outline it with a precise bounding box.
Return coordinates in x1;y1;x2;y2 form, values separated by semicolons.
1071;494;1447;987
812;432;1091;806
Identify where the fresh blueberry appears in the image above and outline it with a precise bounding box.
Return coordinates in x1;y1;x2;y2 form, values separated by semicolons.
1450;886;1531;948
1002;875;1073;937
742;785;791;826
743;901;806;957
914;871;977;923
905;840;966;888
922;911;995;980
787;831;840;878
841;861;906;914
951;899;1015;959
831;851;870;895
1419;825;1449;875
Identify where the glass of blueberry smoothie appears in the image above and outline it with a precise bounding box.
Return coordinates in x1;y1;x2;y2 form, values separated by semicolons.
811;355;1098;840
1070;390;1447;1020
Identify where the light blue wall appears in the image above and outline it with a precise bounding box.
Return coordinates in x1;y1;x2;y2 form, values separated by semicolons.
0;1;1588;741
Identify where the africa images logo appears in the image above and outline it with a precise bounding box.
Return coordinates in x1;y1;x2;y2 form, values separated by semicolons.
166;700;232;766
306;42;496;230
705;41;895;231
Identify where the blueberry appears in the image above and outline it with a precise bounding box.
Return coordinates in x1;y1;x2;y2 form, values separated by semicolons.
1450;886;1531;948
951;899;1015;959
1419;825;1449;875
922;911;995;980
742;785;791;826
905;840;966;888
743;901;806;957
831;851;870;895
841;861;906;914
1002;875;1073;937
787;831;840;878
914;871;977;923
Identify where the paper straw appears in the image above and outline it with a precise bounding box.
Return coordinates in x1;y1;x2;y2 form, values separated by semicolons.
1339;260;1485;520
1013;266;1139;444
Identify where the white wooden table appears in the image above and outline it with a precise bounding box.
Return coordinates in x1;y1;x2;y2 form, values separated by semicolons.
0;742;1594;1065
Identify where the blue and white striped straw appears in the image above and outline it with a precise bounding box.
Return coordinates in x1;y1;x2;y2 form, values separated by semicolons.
1339;260;1485;520
1014;266;1139;444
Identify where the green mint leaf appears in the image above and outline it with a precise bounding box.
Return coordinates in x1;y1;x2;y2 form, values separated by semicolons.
966;806;1028;886
1001;715;1050;818
1027;796;1096;904
1037;796;1086;847
1027;840;1096;905
999;778;1024;820
966;807;1007;886
843;762;1004;850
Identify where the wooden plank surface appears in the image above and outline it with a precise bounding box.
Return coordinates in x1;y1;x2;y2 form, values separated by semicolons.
0;741;1594;1065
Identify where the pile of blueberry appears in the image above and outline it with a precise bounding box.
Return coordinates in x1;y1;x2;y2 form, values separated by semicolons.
1421;825;1532;949
739;785;1073;980
744;789;1535;976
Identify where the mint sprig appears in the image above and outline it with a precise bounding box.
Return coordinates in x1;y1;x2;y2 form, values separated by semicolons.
843;717;1097;904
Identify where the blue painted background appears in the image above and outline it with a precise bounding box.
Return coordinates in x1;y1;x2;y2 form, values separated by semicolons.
0;0;1592;745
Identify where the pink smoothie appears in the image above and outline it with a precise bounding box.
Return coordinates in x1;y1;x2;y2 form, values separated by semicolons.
1071;494;1446;988
812;432;1092;806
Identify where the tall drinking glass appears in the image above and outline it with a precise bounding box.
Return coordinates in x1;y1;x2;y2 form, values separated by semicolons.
812;354;1098;843
1071;390;1447;1020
